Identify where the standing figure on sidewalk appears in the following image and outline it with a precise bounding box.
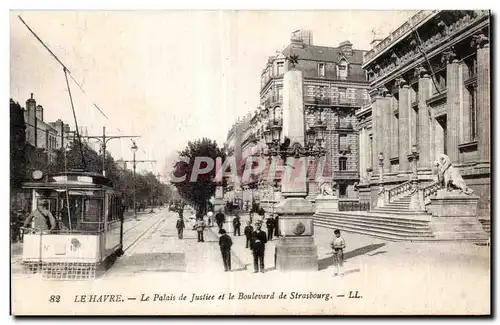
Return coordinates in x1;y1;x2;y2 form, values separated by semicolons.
274;214;281;238
215;210;225;231
195;216;206;242
244;221;253;249
330;229;346;276
232;214;241;236
218;229;233;272
250;220;267;273
207;211;213;227
176;215;185;239
266;215;275;241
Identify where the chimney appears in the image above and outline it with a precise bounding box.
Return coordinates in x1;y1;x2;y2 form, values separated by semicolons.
36;105;44;121
26;93;36;119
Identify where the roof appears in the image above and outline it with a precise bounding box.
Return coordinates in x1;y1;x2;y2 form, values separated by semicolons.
281;43;366;64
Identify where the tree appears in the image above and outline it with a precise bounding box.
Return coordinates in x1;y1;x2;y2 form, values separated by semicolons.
172;138;226;214
10;99;26;190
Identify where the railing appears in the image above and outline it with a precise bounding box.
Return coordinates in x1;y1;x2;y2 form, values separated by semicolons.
304;96;370;107
388;180;412;202
363;10;437;63
339;199;370;211
335;122;353;130
333;171;359;179
423;181;441;205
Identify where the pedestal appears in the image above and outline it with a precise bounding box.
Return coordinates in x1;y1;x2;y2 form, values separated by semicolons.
274;197;318;272
314;195;339;213
427;190;487;241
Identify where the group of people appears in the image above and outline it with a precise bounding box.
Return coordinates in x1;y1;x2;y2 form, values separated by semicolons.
173;206;346;276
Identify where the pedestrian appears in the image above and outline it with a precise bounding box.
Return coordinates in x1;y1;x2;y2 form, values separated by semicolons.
266;215;275;241
330;229;346;276
232;214;241;236
215;210;225;231
176;215;185;239
207;211;213;227
274;214;280;238
244;220;253;249
195;216;206;242
250;220;267;273
218;229;232;272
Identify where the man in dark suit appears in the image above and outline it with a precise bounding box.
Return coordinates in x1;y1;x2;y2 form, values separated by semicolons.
215;210;225;231
243;221;253;249
250;220;267;273
218;229;233;272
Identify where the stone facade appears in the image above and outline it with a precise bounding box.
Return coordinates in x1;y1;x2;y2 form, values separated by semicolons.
227;30;370;207
358;10;490;220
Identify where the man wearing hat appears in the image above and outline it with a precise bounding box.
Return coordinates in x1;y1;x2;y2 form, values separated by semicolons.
23;201;56;233
250;220;267;273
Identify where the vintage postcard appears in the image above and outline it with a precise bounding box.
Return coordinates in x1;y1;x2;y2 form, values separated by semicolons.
9;9;491;315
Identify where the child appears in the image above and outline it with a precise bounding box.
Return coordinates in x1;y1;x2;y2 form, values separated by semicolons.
218;229;233;271
330;229;345;276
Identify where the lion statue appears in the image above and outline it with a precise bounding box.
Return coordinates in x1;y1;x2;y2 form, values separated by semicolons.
433;154;473;195
317;177;335;196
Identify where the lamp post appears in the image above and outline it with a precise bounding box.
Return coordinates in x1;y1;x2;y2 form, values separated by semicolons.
376;152;387;207
131;141;138;220
262;62;326;271
408;144;423;211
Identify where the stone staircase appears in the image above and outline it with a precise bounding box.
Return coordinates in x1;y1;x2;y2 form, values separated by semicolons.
314;181;489;244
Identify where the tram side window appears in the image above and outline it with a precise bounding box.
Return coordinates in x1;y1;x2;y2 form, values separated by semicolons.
83;198;103;223
108;196;114;221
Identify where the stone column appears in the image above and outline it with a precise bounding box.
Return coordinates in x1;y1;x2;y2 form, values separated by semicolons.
474;34;490;162
380;95;392;174
445;54;461;164
371;94;381;175
390;97;399;172
417;69;433;170
359;127;366;181
398;80;410;172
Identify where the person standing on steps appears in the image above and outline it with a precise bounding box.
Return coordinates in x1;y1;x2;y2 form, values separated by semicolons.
250;220;267;273
218;229;233;272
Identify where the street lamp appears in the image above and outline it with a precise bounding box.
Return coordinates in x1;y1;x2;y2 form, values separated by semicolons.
131;141;139;220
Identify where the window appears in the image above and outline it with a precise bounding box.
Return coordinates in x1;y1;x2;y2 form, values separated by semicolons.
318;63;326;77
338;60;348;80
339;157;347;171
339;134;347;148
277;87;283;101
277;61;284;75
468;85;477;140
339;183;347;198
338;87;347;103
83;198;103;223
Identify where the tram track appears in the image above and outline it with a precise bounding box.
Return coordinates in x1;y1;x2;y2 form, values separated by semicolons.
122;214;165;253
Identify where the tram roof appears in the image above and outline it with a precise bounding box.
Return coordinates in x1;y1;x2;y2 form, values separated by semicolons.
22;171;115;189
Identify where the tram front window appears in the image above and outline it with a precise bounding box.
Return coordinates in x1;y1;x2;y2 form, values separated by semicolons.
79;198;103;232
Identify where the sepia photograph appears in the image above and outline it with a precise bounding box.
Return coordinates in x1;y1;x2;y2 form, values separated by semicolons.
9;9;491;315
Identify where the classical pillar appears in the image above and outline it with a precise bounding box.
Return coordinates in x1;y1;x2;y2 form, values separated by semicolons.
380;95;392;174
417;68;433;170
398;79;410;172
445;52;461;164
390;96;399;172
359;127;366;181
371;94;381;175
474;34;490;162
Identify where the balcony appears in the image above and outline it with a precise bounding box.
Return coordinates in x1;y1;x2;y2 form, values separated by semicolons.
264;95;283;108
334;122;353;131
333;170;359;180
304;96;369;107
338;145;351;154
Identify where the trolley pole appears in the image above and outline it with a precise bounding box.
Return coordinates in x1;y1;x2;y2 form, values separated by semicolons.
123;141;155;221
81;126;140;176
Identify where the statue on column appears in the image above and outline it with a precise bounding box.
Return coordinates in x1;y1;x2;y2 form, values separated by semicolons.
433;154;474;195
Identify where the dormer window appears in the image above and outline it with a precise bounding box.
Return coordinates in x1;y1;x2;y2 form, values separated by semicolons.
338;59;348;80
318;63;326;78
277;61;285;76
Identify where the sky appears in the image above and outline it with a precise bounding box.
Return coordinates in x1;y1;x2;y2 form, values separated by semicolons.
10;10;416;178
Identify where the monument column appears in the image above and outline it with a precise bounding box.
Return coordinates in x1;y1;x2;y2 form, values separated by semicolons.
444;50;461;164
473;34;490;162
397;79;410;172
417;67;433;170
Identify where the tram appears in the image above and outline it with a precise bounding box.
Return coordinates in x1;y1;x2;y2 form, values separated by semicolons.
20;170;125;279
